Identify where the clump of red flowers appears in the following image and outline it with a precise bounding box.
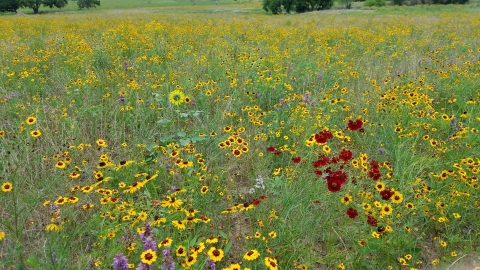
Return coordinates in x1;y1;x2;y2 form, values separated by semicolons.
326;170;348;192
267;146;282;156
292;156;302;163
368;159;382;180
380;189;394;200
315;129;333;144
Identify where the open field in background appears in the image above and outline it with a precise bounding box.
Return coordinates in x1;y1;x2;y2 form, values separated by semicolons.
1;4;479;270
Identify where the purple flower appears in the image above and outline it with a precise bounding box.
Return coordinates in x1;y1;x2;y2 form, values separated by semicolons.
119;94;125;102
378;148;386;155
161;249;175;270
113;253;129;270
52;251;58;263
302;92;310;103
205;258;216;270
123;60;129;71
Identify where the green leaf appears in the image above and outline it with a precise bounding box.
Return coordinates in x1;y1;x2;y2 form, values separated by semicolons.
146;143;157;152
218;230;229;240
180;113;189;118
179;138;190;146
177;131;187;137
224;239;233;253
25;256;40;267
157;119;172;124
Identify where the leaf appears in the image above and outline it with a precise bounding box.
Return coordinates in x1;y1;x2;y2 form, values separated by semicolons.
146;143;157;152
224;240;233;253
156;119;172;124
180;113;189;118
218;230;229;240
179;138;190;146
25;256;40;267
177;131;187;137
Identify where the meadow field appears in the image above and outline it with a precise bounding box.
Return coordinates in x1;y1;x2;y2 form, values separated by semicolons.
0;3;479;269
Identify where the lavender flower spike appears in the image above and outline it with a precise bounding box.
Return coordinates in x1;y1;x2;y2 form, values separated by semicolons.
113;253;129;270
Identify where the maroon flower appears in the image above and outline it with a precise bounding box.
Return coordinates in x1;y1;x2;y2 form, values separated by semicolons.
380;189;394;201
327;170;348;184
266;146;277;153
312;156;330;168
327;179;342;192
370;160;380;170
292;156;302;163
347;119;363;131
252;198;261;205
367;216;378;227
368;169;382;180
314;169;323;176
315;130;333;144
339;149;353;162
346;207;359;219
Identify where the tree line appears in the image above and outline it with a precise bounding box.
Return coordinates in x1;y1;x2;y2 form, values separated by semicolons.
0;0;100;14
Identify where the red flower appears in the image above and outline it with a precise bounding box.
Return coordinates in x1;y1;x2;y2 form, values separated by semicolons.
315;130;333;144
367;216;378;227
326;170;348;184
274;150;282;156
347;119;363;131
327;179;342;192
292;156;302;163
266;146;276;153
380;189;394;201
312;156;330;168
368;169;382;180
370;160;380;170
346;207;358;219
314;169;323;176
252;198;261;205
339;149;353;162
259;195;267;200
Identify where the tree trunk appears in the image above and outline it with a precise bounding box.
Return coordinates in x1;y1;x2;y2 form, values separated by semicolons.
33;7;39;13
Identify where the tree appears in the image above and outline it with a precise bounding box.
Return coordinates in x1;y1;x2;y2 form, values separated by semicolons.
263;0;332;14
262;0;283;14
20;0;68;14
76;0;99;9
0;0;20;13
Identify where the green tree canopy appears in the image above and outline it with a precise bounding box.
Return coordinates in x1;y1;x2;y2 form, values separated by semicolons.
76;0;99;10
0;0;20;13
20;0;68;14
263;0;333;14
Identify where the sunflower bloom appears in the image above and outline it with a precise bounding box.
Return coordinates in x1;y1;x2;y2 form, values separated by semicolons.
169;90;185;106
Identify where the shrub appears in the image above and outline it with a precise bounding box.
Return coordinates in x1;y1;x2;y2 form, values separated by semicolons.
364;0;385;6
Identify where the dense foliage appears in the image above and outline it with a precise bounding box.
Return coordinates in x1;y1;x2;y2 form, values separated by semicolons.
263;0;333;14
0;0;20;12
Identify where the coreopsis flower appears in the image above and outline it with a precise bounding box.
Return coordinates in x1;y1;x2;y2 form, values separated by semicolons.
140;249;157;265
207;247;224;262
346;208;358;219
244;249;260;261
347;119;363;131
1;182;13;192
